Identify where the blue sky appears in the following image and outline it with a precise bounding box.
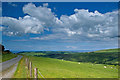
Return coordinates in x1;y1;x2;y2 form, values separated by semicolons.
1;2;118;51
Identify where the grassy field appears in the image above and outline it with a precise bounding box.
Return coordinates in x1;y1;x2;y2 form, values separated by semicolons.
13;56;118;78
0;53;17;62
20;52;45;56
20;48;119;65
95;48;119;53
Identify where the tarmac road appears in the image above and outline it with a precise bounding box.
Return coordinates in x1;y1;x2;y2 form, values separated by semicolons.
0;55;22;72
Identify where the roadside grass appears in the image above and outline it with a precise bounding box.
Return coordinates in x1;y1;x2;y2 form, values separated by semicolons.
0;53;17;63
13;56;28;78
0;54;1;63
14;56;118;78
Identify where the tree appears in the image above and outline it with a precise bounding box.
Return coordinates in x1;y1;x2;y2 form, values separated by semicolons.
2;45;5;51
4;50;11;54
0;44;5;51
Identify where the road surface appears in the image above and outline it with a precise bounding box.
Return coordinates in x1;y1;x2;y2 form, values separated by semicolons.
0;55;22;78
2;63;18;78
0;55;22;72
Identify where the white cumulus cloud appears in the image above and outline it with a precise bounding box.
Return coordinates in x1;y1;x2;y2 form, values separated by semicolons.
59;9;118;39
1;15;45;35
23;3;57;28
43;3;48;7
1;3;118;42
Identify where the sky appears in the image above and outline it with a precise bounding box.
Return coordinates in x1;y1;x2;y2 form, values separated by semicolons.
0;2;119;51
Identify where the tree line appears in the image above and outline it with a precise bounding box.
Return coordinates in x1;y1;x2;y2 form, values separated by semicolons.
0;44;11;54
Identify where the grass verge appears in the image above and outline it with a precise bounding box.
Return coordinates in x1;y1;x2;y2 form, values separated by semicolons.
13;56;28;78
0;54;17;63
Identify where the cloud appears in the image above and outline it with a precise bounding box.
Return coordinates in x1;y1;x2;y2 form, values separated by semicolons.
2;15;45;36
66;46;77;49
43;3;48;7
1;3;58;36
8;2;17;7
0;3;2;17
1;3;118;42
0;27;2;31
11;39;28;42
0;26;4;31
30;33;67;40
30;37;40;40
23;3;57;28
58;9;118;39
35;9;118;41
0;7;1;16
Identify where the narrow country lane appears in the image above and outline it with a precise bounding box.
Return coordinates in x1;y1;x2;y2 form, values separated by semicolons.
0;55;22;78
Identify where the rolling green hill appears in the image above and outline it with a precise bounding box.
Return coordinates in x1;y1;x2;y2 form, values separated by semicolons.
14;56;118;78
15;49;119;78
21;48;119;65
95;48;119;53
0;52;17;63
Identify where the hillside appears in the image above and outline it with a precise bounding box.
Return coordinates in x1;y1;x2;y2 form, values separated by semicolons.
0;44;17;62
20;48;119;65
14;56;118;78
95;48;119;53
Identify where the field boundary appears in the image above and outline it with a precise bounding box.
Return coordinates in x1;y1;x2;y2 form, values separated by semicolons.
25;58;46;79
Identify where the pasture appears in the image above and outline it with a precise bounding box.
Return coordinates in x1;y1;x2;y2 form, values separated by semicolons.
13;56;118;78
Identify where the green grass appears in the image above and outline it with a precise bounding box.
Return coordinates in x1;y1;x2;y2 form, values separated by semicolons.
14;56;118;78
33;48;119;65
15;48;119;78
20;52;45;56
0;53;17;62
13;56;28;78
95;48;119;53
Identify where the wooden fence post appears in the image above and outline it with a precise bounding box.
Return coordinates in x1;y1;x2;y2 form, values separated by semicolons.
26;58;29;78
26;58;28;66
30;61;32;78
34;68;38;79
26;58;29;69
28;59;29;70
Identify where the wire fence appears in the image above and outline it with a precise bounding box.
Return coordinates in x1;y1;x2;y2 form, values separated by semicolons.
26;58;46;79
38;68;46;80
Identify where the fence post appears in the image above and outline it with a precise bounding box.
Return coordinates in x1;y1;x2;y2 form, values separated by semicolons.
26;58;29;69
34;68;38;79
30;61;32;78
26;58;28;66
28;59;29;70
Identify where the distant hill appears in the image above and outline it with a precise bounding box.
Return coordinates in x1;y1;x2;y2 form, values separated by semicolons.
33;48;119;65
19;48;119;65
95;48;119;53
